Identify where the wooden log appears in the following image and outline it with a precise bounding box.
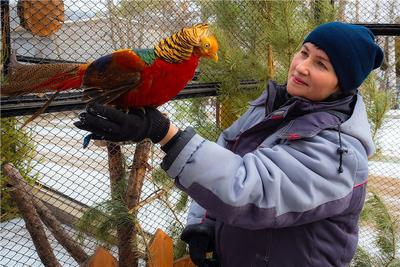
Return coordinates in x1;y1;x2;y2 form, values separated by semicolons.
147;229;173;267
3;163;61;267
34;192;89;264
4;163;89;264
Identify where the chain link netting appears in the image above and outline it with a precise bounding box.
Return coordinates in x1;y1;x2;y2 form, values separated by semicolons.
1;0;399;266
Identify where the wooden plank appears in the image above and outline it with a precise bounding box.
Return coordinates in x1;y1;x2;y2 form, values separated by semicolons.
174;255;196;267
148;229;173;267
84;247;118;267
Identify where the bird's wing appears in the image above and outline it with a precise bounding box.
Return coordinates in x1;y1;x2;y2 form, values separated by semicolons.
83;49;146;105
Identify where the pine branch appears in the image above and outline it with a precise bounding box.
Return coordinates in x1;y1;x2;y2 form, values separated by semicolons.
360;191;399;265
352;246;373;267
125;139;152;267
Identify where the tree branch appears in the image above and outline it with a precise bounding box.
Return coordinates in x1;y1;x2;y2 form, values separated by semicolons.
4;163;89;264
3;163;61;267
106;142;136;267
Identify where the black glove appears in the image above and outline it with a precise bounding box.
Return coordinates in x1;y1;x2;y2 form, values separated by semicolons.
74;103;170;144
181;220;219;267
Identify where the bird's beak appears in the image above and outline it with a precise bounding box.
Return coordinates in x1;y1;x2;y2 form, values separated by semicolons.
210;53;218;62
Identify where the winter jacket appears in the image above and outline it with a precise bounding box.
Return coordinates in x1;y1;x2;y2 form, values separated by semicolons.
161;81;374;266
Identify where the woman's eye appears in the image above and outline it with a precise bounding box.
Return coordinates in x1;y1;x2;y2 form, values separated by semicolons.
300;50;308;57
317;61;327;69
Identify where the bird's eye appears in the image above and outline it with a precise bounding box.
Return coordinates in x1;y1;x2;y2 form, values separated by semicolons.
204;43;210;48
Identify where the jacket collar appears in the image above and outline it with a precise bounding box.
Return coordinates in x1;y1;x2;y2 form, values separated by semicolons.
252;81;356;140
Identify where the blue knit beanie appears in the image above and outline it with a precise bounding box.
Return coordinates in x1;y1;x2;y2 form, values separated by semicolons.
303;21;384;92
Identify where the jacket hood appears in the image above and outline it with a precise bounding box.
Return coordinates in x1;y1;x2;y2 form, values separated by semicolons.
341;94;375;157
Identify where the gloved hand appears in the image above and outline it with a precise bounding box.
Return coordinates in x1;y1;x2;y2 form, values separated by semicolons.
74;103;170;144
181;220;218;267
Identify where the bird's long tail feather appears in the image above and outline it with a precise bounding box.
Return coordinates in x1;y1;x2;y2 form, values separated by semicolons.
1;53;88;96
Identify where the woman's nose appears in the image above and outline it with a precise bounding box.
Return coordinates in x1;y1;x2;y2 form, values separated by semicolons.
295;60;310;75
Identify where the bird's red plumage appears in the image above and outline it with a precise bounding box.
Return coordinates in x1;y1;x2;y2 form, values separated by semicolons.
117;54;200;108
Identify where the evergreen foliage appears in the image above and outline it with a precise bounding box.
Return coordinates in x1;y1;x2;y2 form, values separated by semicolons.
352;246;374;267
0;118;38;221
360;73;395;146
353;192;400;267
168;221;188;260
197;0;269;119
196;0;336;121
151;165;187;212
174;98;222;141
76;179;130;248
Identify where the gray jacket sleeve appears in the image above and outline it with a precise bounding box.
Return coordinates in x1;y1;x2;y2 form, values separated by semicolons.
163;128;367;230
184;122;232;227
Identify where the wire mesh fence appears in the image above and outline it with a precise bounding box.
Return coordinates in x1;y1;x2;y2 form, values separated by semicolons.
1;0;399;266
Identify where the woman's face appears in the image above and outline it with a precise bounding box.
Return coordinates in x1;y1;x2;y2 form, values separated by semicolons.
287;42;339;101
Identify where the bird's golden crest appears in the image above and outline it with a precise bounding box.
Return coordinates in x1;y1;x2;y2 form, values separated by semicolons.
155;23;219;63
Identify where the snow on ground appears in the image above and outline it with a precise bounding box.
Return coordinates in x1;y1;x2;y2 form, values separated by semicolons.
0;218;117;267
368;109;400;179
369;161;400;179
374;110;400;158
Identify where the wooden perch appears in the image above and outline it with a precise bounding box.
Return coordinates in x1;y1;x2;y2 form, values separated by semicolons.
3;163;61;267
106;142;136;267
3;163;89;264
126;140;152;263
34;192;89;264
107;139;153;266
126;139;152;209
107;143;125;199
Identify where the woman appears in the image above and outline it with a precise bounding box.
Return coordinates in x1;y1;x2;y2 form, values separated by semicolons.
75;22;384;266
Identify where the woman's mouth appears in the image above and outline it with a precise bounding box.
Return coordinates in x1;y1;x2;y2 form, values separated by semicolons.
292;76;308;86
